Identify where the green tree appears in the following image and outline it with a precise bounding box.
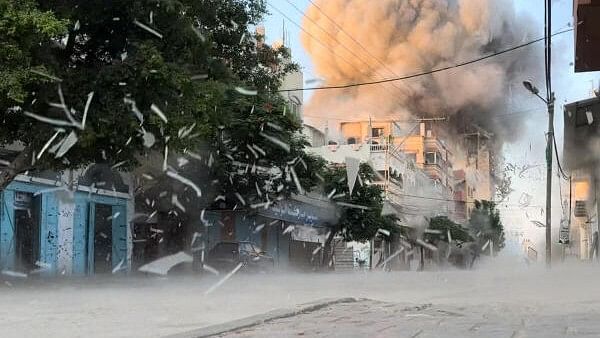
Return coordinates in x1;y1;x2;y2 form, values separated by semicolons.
0;0;313;204
427;216;473;245
320;163;399;265
0;0;68;185
468;200;505;255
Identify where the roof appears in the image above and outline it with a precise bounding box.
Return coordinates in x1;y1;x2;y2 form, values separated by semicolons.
564;96;600;111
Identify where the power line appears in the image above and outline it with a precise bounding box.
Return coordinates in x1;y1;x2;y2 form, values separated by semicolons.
267;2;390;114
551;125;569;180
391;191;544;208
302;106;545;121
304;0;415;97
280;0;409;107
277;28;573;93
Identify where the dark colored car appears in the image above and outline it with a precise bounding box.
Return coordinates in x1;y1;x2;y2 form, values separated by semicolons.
205;241;274;273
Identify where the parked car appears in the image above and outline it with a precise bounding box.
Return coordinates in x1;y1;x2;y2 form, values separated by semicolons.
205;241;274;273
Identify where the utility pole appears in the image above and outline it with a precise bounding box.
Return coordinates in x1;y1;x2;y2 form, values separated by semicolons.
522;0;554;268
545;93;554;268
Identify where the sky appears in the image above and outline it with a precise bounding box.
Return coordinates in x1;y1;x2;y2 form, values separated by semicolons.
262;0;600;254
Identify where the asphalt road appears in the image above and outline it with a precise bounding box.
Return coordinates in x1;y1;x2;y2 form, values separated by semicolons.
2;257;600;337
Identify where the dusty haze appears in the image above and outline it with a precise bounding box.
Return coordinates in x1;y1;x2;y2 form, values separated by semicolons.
301;0;542;143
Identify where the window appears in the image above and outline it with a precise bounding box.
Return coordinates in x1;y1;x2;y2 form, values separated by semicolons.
372;127;384;137
240;242;254;253
347;137;357;144
575;106;598;127
425;152;436;164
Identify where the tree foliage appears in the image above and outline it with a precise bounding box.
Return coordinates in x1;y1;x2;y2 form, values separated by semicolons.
322;163;397;242
427;216;473;245
0;0;313;204
468;200;505;254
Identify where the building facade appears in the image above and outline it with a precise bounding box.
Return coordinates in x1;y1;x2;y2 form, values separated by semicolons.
563;96;600;260
0;164;133;276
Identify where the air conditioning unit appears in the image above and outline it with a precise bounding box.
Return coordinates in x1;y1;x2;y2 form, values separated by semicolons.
574;200;588;218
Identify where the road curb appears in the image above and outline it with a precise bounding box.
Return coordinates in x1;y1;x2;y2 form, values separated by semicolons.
166;297;363;338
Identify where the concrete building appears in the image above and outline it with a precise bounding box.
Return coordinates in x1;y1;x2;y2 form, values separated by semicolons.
574;0;600;72
563;96;600;259
0;157;133;276
454;128;496;223
308;121;454;222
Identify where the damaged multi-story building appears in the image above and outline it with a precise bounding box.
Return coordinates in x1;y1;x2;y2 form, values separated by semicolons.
563;95;600;260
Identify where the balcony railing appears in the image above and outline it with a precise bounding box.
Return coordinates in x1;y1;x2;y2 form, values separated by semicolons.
369;143;387;152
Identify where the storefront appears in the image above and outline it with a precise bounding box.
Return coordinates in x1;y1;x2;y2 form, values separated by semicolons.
0;175;131;276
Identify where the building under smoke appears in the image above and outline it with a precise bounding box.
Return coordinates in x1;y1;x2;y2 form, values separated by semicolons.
301;0;540;172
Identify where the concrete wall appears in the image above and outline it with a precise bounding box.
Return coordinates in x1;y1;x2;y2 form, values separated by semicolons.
0;173;130;276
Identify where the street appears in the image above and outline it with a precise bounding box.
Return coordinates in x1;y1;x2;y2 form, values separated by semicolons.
3;258;600;337
215;299;599;338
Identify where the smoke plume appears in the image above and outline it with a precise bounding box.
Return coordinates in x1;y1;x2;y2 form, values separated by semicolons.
301;0;540;142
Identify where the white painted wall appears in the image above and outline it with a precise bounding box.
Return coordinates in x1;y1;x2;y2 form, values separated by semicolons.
56;190;75;275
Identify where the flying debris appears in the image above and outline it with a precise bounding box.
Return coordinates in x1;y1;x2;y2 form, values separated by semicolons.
377;248;404;268
171;194;186;212
29;69;62;82
142;129;156;148
204;262;244;295
234;87;258;95
253;223;265;234
112;259;125;274
377;228;391;237
150;104;168;123
259;132;290;152
191;25;206;42
123;97;144;124
24;111;73;127
37;129;64;159
312;246;322;255
133;19;163;39
33;186;68;197
202;264;219;275
138;252;192;275
416;239;438;252
166;171;202;197
1;270;27;278
81;92;94;129
54;131;78;158
191;74;209;80
336;202;370;210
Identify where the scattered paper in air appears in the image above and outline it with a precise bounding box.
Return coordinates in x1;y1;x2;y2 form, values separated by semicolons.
235;87;257;95
1;270;27;278
134;19;163;39
81;91;94;129
54;131;78;158
586;111;593;125
138;252;192;275
112;259;125;274
24;111;73;127
142;130;156;148
259;132;290;152
166;170;202;197
37;129;64;160
336;201;370;210
345;157;360;194
377;228;391;237
416;239;438;251
202;264;219;275
204;262;244;295
150;104;168;123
